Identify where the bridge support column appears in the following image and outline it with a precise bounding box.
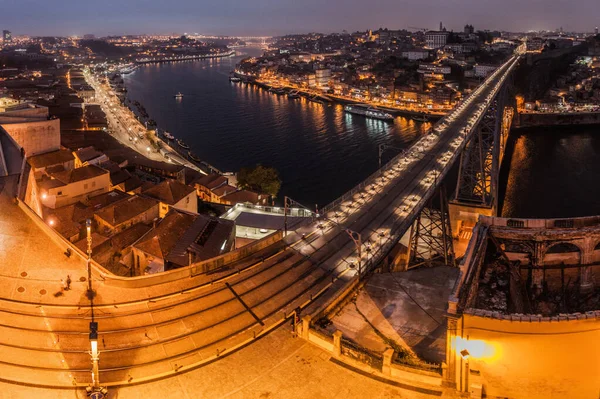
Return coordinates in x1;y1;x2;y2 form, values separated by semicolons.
406;186;455;269
451;84;514;244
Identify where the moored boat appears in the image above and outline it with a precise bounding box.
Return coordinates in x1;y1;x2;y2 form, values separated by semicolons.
188;151;201;162
308;95;325;105
176;139;189;149
344;104;394;121
412;114;429;122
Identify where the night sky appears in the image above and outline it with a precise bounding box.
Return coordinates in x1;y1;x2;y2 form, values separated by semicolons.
1;0;598;36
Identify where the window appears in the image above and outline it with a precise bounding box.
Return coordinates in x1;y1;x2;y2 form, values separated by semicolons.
91;181;96;188
84;183;88;190
57;191;62;195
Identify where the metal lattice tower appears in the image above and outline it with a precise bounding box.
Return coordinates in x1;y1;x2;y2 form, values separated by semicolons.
407;187;455;268
453;84;511;211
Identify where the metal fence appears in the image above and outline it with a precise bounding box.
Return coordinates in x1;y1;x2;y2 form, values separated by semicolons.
392;355;442;374
340;337;384;370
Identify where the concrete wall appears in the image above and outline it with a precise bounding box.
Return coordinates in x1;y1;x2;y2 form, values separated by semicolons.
450;312;600;399
1;118;60;156
516;111;600;128
302;325;443;392
0;106;48;121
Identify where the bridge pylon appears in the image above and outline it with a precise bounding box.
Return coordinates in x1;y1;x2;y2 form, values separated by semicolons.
450;82;514;239
406;185;455;269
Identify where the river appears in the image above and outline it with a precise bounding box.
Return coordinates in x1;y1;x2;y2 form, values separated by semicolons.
499;125;600;218
122;48;430;207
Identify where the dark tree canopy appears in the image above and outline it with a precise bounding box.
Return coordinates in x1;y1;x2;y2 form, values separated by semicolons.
237;165;281;198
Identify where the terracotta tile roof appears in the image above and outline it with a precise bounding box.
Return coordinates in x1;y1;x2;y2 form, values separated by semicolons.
43;204;85;239
134;211;197;261
75;146;105;163
134;210;234;267
212;184;237;197
221;189;263;204
194;173;228;189
87;190;130;209
121;175;143;192
49;164;108;185
28;149;74;169
94;195;158;228
142;179;195;205
74;232;110;253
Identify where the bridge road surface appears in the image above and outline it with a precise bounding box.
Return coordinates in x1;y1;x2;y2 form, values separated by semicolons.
0;56;519;388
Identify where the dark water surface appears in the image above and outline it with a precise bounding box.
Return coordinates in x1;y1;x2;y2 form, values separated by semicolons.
500;125;600;218
123;49;430;207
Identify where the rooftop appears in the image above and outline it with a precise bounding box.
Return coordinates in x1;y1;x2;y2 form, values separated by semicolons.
49;164;108;185
134;210;234;267
194;173;228;189
142;179;195;205
27;149;74;169
94;194;158;228
74;146;105;163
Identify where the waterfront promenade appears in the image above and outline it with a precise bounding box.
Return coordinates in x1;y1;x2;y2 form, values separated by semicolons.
83;69;208;175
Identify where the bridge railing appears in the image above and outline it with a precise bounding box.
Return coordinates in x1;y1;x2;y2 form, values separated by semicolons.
321;57;519;217
318;56;521;273
321;147;425;215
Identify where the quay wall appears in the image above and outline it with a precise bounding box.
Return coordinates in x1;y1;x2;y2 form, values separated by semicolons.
516;111;600;128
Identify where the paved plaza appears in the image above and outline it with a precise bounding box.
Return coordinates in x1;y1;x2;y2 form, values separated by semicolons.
0;325;460;399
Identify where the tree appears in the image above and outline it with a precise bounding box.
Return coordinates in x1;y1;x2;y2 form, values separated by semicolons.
237;165;281;198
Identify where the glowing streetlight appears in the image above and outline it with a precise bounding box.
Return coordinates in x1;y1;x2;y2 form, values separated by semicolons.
84;220;107;398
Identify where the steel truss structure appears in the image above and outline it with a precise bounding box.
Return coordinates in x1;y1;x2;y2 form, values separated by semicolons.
453;83;512;211
407;186;455;269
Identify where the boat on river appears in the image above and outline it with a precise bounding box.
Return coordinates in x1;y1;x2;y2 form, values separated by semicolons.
176;139;189;149
344;104;394;121
188;151;201;162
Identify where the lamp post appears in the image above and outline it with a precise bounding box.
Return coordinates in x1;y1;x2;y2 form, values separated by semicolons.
85;219;107;398
460;348;470;394
345;229;362;278
283;196;291;237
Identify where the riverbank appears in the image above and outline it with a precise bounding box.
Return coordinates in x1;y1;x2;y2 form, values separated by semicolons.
122;92;223;175
515;110;600;128
234;73;445;121
135;50;236;65
121;53;429;206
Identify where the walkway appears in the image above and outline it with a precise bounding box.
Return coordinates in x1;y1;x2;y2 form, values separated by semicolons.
0;325;460;399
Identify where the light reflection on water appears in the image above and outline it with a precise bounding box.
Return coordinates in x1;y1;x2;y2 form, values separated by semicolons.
500;126;600;218
124;51;431;206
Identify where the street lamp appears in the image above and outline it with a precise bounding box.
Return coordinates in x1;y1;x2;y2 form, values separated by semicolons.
345;229;362;278
85;220;107;398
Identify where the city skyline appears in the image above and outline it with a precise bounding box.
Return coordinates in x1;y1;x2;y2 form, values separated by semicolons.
1;0;599;37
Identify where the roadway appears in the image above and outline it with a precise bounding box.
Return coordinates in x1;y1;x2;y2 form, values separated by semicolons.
0;55;520;388
83;69;206;174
